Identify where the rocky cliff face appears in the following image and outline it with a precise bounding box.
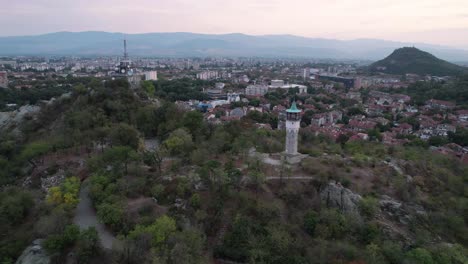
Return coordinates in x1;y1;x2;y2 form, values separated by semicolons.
15;239;50;264
0;105;41;134
320;181;362;215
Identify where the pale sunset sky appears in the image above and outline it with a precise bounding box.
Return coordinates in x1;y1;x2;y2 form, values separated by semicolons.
1;0;468;48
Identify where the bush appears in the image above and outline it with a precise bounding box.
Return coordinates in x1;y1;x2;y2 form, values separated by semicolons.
304;210;318;236
44;224;80;254
359;196;379;219
405;248;434;264
190;193;201;209
151;184;165;200
97;202;124;231
76;227;100;263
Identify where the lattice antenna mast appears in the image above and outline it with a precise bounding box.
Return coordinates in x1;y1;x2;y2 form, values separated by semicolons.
123;37;128;60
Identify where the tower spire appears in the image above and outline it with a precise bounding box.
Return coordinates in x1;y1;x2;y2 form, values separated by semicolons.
123;37;128;60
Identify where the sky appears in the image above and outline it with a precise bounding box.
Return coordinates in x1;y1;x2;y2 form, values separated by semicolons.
1;0;468;48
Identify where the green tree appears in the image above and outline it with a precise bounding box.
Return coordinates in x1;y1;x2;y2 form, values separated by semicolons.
20;141;51;168
44;224;80;254
110;123;140;150
164;128;193;156
142;81;156;97
97;202;124;231
359;196;378;219
103;146;139;174
304;210;318;236
76;227;100;263
129;215;176;247
405;248;434;264
182;111;204;138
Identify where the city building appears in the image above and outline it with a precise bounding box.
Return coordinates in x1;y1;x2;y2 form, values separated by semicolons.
318;75;355;89
197;71;218;80
285;101;301;155
271;79;285;88
245;84;269;96
144;71;158;81
0;60;17;68
278;84;307;94
0;71;8;88
215;82;225;89
303;68;310;80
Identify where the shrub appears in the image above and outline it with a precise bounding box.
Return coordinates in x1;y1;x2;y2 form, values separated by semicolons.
359;196;379;219
190;193;201;209
304;210;318;236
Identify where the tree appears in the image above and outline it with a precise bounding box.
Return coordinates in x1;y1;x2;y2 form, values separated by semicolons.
164;128;193;156
76;227;100;263
142;81;156;97
405;248;434;264
359;196;378;219
336;133;349;146
143;147;167;176
46;176;81;208
20;141;51;168
0;188;33;230
304;210;318;236
136;105;159;137
249;171;265;200
103;146;139;174
129;215;176;247
166;228;207;264
44;224;80;254
182;111;204;139
97;202;124;231
110;123;140;150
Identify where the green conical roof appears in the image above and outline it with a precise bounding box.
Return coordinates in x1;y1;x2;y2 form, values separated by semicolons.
286;101;301;113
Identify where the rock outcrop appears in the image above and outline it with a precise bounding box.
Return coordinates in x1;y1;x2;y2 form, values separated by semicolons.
0;105;41;134
15;239;50;264
320;181;362;215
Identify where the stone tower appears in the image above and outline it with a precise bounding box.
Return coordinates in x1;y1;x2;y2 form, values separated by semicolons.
285;101;301;155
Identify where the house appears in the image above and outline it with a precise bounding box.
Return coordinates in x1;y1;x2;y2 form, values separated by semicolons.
392;123;413;135
348;119;377;132
311;110;343;126
425;99;456;110
456;110;468;122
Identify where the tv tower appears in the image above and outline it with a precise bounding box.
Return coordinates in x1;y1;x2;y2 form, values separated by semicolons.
117;36;132;75
123;38;128;60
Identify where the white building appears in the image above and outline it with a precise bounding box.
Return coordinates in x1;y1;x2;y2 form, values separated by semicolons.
145;71;158;81
197;71;218;80
227;93;241;103
245;84;269;96
215;82;225;89
271;79;285;88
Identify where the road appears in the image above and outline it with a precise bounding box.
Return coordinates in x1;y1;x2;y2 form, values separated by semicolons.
73;183;117;250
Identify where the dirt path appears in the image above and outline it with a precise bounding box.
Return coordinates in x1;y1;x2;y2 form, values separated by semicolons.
73;183;117;250
266;176;314;180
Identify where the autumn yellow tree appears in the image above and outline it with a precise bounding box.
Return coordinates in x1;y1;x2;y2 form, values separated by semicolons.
47;176;81;208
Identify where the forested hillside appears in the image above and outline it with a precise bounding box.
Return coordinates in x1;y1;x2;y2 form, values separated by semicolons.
1;78;467;264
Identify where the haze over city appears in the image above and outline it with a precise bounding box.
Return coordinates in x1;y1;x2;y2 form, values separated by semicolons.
2;0;468;48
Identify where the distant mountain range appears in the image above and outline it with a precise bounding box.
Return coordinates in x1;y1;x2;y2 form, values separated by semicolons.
1;31;468;61
369;47;468;76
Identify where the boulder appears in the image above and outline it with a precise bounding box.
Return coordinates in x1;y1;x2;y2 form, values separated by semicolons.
0;105;41;134
15;239;50;264
320;181;362;215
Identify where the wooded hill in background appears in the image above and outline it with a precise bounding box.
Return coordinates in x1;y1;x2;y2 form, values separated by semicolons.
369;47;467;76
